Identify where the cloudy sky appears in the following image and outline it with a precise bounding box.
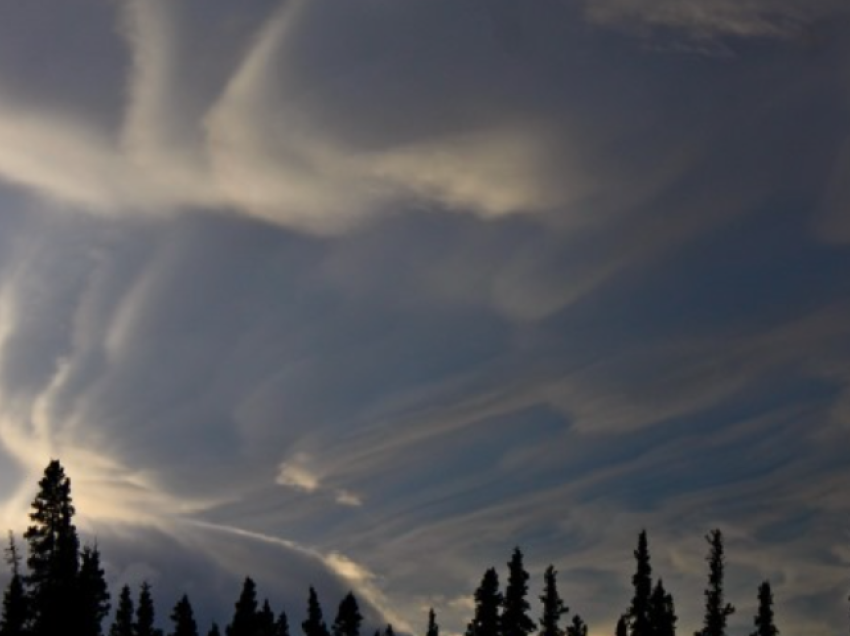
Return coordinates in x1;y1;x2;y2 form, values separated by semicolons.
0;0;849;635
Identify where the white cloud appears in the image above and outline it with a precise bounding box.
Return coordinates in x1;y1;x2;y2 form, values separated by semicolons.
276;455;321;493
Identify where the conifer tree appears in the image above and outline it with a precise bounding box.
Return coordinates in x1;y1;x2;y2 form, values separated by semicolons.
110;585;135;636
539;565;568;636
276;612;290;636
302;587;329;636
502;548;535;636
79;545;111;636
615;617;628;636
629;532;653;636
426;609;439;636
696;530;734;636
466;568;502;636
384;625;394;636
750;582;777;636
227;578;259;636
257;600;276;636
135;582;158;636
0;532;28;636
565;616;587;636
170;595;199;636
333;592;363;636
208;625;221;636
25;459;81;636
648;580;676;636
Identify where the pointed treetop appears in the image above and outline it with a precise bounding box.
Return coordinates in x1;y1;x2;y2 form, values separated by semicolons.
426;608;439;636
539;565;568;636
503;548;535;636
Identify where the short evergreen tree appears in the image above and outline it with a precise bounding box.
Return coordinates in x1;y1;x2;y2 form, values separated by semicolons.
25;459;81;636
0;532;28;636
566;616;587;636
649;580;676;636
227;578;259;636
276;611;290;636
750;582;778;636
332;592;363;636
466;568;502;636
170;595;199;636
615;616;628;636
302;587;329;636
539;565;568;636
629;532;653;636
78;545;111;636
696;530;734;636
384;626;394;636
426;609;439;636
257;600;276;636
502;549;535;636
208;624;221;636
135;582;158;636
110;585;135;636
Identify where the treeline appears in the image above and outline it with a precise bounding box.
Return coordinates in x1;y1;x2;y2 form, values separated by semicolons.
0;460;811;636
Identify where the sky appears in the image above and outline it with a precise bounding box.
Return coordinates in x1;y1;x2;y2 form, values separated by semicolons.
0;0;848;635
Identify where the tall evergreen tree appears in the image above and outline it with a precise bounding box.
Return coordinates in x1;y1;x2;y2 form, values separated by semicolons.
629;532;653;636
79;545;111;636
648;580;676;636
384;626;394;636
227;578;259;636
257;600;276;636
696;530;734;636
332;592;363;636
426;609;439;636
539;565;568;636
275;612;290;636
170;595;199;636
24;459;81;636
502;548;535;636
302;587;329;636
208;624;221;636
465;568;502;636
565;616;587;636
135;582;158;636
615;617;628;636
750;582;777;636
111;585;135;636
0;532;28;636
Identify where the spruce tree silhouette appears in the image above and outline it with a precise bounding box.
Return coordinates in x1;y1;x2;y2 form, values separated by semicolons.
302;587;330;636
696;530;734;636
170;595;199;636
208;624;222;636
227;577;259;636
615;616;628;636
79;544;111;636
258;600;276;636
539;565;568;636
502;549;535;636
25;459;81;636
750;582;778;636
276;611;291;636
135;581;160;636
565;616;587;636
384;625;395;636
426;608;439;636
0;532;28;636
648;580;676;636
110;585;135;636
466;568;502;636
629;531;653;636
333;592;363;636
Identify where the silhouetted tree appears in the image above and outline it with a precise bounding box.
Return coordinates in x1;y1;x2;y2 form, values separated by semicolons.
0;532;28;636
257;600;276;636
169;595;199;636
750;582;777;636
302;587;329;636
502;549;535;636
208;625;221;636
135;582;158;636
275;612;290;636
648;580;676;636
110;585;135;636
333;592;363;636
384;625;394;636
696;530;734;636
227;578;259;636
426;609;439;636
629;531;653;636
79;544;111;636
466;568;502;636
539;565;568;636
615;616;628;636
25;459;81;636
566;616;587;636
